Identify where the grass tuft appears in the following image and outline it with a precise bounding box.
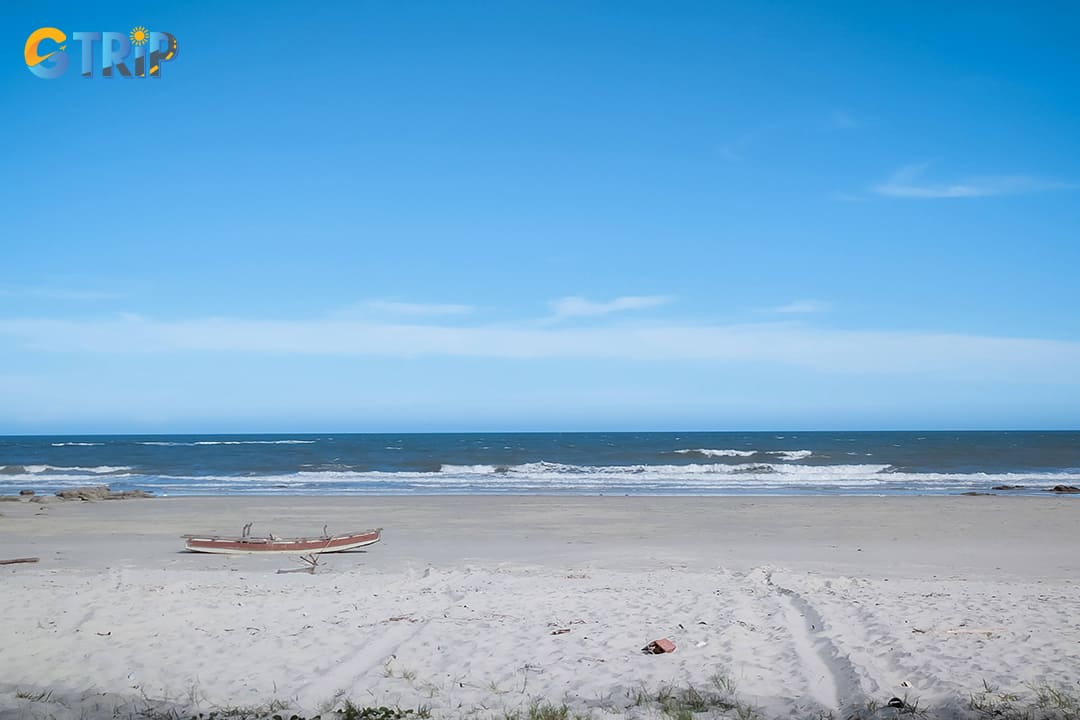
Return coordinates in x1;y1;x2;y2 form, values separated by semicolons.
631;673;758;720
968;682;1080;720
12;679;1080;720
337;700;431;720
15;688;56;703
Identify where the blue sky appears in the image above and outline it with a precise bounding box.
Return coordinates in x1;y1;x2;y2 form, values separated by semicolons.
2;1;1079;433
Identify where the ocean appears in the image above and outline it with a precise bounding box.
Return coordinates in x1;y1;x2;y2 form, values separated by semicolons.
2;431;1079;497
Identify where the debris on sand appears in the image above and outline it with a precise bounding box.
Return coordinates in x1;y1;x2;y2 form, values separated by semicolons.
642;638;676;654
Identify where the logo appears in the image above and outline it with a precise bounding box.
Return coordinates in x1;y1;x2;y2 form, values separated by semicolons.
25;26;178;79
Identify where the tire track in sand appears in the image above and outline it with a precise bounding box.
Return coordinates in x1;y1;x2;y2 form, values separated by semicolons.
760;569;865;711
292;569;452;703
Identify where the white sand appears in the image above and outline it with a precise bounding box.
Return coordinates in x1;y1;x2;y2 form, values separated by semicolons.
1;496;1078;719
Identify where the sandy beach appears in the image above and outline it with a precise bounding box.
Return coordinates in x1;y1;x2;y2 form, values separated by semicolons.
1;496;1078;719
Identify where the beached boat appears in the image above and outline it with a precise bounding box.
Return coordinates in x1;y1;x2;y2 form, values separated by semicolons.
183;524;381;554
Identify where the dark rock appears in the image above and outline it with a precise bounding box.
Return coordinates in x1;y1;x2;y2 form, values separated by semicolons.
991;485;1025;490
1047;485;1080;494
19;489;34;496
54;486;153;501
960;491;994;496
55;485;111;501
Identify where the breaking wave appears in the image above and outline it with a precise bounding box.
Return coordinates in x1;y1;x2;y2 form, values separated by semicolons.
768;450;813;461
0;464;132;475
438;461;888;479
676;448;813;461
676;448;756;457
2;461;1060;497
4;459;1079;498
5;432;1079;498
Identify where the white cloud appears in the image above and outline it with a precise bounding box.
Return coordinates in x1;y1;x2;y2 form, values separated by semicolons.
2;314;1079;383
340;300;475;317
548;295;672;321
769;300;831;314
873;163;1072;199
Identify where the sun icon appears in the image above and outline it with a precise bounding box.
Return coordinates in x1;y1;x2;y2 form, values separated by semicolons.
129;26;149;45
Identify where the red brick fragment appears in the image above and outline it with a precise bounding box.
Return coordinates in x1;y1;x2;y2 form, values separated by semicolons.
644;638;676;654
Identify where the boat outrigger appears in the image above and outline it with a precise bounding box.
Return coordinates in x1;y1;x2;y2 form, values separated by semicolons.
183;523;381;554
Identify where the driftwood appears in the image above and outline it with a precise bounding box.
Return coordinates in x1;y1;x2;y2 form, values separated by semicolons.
276;553;323;575
0;557;40;565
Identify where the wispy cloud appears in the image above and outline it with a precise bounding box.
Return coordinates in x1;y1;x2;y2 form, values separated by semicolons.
548;295;673;321
769;300;831;314
339;299;475;317
873;163;1073;199
2;314;1079;382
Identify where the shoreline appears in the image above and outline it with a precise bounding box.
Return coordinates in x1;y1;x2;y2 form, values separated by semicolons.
2;496;1078;719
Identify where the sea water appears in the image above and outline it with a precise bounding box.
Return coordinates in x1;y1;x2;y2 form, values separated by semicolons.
1;431;1078;497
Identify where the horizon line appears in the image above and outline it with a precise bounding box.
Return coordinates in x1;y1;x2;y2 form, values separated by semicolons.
3;428;1079;437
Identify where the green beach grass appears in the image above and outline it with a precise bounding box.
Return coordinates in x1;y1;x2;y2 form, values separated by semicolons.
9;680;1080;720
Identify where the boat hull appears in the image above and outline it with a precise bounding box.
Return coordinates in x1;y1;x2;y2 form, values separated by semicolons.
184;529;381;554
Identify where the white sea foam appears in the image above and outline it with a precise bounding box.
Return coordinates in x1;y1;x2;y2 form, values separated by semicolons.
109;465;1080;498
674;448;813;461
440;464;512;474
7;459;1079;497
439;461;889;479
50;442;105;447
768;450;813;461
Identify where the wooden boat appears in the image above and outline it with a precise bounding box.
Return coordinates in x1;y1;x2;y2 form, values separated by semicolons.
183;524;381;554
